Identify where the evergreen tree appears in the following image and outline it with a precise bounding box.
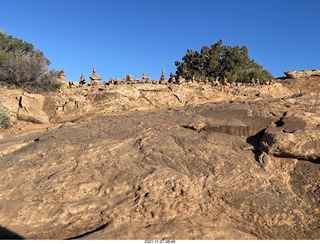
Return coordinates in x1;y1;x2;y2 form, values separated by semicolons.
0;29;49;64
174;39;273;83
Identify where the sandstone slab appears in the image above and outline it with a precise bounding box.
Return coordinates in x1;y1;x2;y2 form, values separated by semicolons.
0;91;319;240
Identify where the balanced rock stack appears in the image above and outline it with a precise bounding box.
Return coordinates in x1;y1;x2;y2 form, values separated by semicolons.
58;69;67;88
90;67;102;85
79;74;85;85
126;74;134;84
159;69;167;85
142;72;147;83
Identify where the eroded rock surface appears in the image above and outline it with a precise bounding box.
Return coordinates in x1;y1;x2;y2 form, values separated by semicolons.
1;81;294;126
284;69;320;79
0;89;319;240
260;129;320;160
259;92;320;161
3;76;320;129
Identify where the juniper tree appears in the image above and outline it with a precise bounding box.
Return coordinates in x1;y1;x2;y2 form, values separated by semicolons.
174;39;273;83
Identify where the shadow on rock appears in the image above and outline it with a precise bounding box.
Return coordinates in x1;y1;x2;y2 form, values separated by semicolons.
246;128;266;162
0;226;24;240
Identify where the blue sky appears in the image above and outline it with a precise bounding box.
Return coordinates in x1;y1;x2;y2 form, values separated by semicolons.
1;0;319;81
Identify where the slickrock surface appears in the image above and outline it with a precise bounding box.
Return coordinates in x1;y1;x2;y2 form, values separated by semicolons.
0;79;319;239
1;81;294;128
279;76;320;94
284;69;320;79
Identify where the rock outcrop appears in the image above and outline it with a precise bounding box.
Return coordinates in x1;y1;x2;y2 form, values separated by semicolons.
1;75;320;240
4;76;320;127
284;69;320;78
259;95;320;161
260;129;320;160
0;86;320;239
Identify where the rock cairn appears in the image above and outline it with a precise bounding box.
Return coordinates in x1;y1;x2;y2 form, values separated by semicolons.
58;69;67;88
159;69;167;85
90;67;102;85
79;74;85;85
58;69;66;81
126;74;134;84
56;68;279;89
142;72;147;83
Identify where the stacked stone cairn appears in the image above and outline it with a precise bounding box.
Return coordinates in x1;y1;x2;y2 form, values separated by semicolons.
126;74;134;84
90;67;102;86
58;69;68;89
57;68;277;89
142;72;147;83
79;74;85;85
159;69;167;85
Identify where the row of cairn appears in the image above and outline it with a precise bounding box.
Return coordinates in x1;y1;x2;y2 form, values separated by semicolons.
58;68;275;88
107;69;169;85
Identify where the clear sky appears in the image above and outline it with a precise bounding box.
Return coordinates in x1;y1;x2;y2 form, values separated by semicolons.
1;0;319;81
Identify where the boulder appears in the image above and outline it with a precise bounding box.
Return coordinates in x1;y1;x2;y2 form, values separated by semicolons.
260;129;320;160
17;93;49;124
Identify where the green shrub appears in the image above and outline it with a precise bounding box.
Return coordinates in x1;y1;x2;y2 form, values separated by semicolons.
0;51;61;93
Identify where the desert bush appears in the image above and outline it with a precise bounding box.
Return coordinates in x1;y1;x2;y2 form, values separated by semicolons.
0;97;11;130
0;52;61;92
0;111;11;130
174;39;274;83
0;30;61;93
